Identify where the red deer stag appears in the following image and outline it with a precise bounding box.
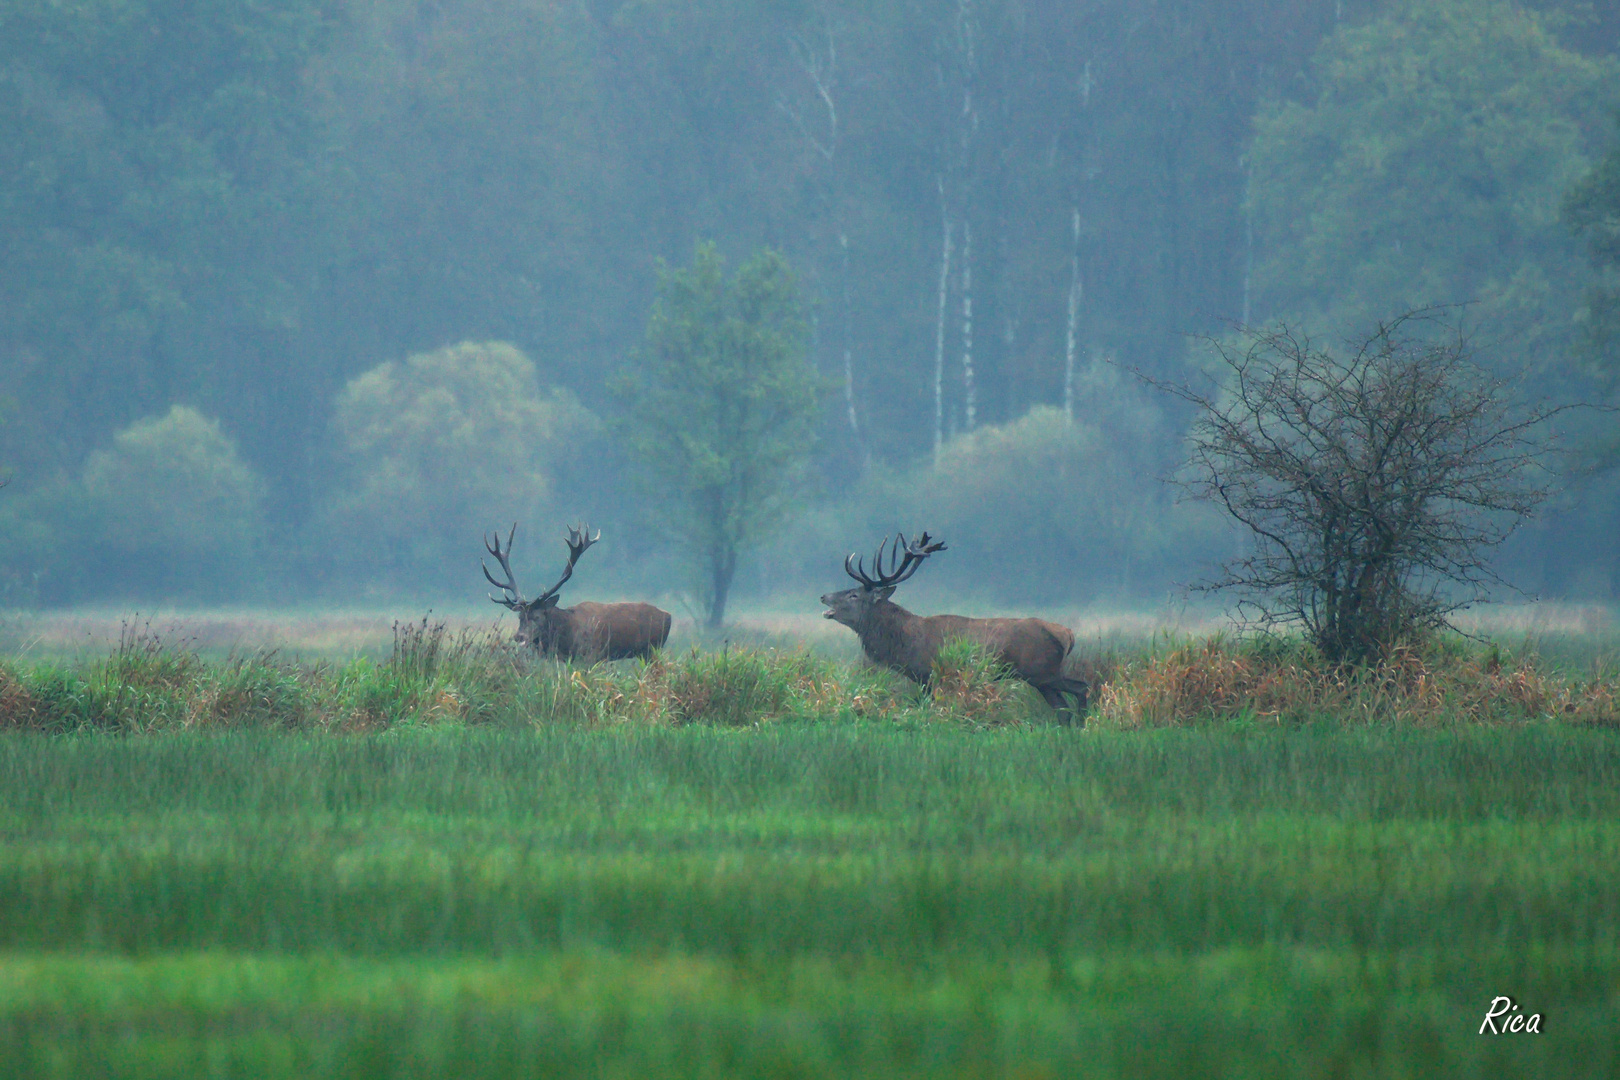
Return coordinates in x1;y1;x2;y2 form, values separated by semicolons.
482;523;671;662
820;532;1090;726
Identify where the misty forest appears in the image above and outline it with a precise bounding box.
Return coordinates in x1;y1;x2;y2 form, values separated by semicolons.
3;0;1618;615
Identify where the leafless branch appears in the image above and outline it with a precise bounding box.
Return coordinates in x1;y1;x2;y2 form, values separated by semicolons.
1142;311;1578;663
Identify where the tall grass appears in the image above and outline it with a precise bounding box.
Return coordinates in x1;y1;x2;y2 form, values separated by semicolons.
0;618;1060;732
6;623;1620;1077
9;619;1615;736
1;725;1617;1077
1094;634;1620;728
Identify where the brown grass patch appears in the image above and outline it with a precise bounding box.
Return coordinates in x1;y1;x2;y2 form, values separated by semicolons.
0;668;40;730
1096;637;1620;728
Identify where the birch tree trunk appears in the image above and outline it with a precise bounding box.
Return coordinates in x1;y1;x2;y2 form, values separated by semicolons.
1241;162;1254;328
960;219;976;432
1000;227;1020;419
839;231;859;446
781;19;863;454
954;0;978;435
1064;206;1081;421
934;177;954;464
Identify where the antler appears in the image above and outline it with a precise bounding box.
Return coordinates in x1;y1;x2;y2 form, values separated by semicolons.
482;523;525;609
844;530;946;590
534;523;600;605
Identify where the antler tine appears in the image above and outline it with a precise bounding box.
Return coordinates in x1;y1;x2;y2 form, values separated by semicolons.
843;531;944;591
877;533;903;580
565;522;601;559
536;522;599;604
905;531;947;557
885;529;946;587
481;522;524;609
844;551;878;587
843;533;889;588
868;534;899;582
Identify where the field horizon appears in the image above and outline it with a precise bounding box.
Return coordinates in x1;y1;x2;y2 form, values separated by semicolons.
0;598;1610;660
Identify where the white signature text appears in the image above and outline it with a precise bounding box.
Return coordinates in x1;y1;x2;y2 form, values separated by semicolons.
1479;995;1541;1034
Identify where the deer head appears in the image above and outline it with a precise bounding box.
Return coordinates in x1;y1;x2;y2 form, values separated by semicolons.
820;530;946;632
482;522;600;649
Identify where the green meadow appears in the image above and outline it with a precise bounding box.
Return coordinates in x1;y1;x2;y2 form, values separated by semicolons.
2;719;1618;1078
0;619;1617;1077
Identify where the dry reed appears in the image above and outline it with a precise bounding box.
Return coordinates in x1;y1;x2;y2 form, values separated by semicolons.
1095;636;1620;728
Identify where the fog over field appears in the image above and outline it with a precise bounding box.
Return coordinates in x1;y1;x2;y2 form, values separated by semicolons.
0;600;1611;665
9;8;1620;1075
1;0;1618;623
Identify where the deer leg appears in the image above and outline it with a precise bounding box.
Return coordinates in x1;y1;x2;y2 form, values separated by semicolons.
1038;679;1091;728
1063;678;1091;729
1038;686;1075;726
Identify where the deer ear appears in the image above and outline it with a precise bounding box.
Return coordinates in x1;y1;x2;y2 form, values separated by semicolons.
874;585;897;601
531;595;561;611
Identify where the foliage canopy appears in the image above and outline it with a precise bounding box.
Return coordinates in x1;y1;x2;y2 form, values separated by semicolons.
876;400;1207;603
1;0;1618;603
617;243;819;627
1250;0;1618;369
319;342;598;590
79;405;264;598
1566;114;1620;371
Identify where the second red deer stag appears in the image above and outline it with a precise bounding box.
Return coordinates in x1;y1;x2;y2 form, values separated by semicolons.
482;523;671;662
820;532;1090;726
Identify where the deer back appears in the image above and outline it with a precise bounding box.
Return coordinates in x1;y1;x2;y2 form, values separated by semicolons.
557;601;672;662
857;602;1071;685
919;614;1073;683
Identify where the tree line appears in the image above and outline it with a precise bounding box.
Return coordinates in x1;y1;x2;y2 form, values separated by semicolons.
0;0;1616;608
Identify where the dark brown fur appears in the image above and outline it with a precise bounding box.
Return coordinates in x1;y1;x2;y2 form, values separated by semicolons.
519;599;672;663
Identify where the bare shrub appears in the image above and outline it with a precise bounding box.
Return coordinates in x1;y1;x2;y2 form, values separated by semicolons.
1150;311;1569;663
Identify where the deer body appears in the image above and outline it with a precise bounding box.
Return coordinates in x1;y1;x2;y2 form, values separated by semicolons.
851;602;1075;683
483;524;671;663
531;600;672;662
820;533;1089;726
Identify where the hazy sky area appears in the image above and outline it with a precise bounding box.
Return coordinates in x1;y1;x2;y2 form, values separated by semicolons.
0;0;1617;613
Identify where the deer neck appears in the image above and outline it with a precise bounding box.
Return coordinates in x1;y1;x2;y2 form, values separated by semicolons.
536;606;573;655
858;599;927;677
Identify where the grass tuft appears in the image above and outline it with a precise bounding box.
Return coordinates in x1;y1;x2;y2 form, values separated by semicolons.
929;636;1021;725
0;622;1615;733
1096;634;1620;728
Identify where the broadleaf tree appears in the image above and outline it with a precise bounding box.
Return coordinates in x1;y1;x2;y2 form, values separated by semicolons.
618;243;821;627
316;341;599;592
1249;0;1618;375
1562;115;1620;590
81;406;265;599
1566;115;1620;372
